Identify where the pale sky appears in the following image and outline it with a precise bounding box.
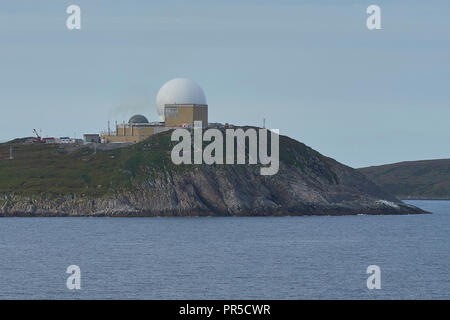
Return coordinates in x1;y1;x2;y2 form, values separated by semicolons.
0;0;449;168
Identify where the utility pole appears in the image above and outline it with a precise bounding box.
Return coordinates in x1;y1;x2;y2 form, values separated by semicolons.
9;145;13;160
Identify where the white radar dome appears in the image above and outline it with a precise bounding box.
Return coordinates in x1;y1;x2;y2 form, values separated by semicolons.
156;78;207;121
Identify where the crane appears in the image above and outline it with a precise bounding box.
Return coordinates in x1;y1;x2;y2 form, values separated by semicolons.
33;129;42;143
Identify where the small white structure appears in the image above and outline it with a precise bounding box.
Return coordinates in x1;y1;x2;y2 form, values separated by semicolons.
83;134;100;144
56;137;76;144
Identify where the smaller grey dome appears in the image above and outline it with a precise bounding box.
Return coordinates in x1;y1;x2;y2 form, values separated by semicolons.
129;115;149;124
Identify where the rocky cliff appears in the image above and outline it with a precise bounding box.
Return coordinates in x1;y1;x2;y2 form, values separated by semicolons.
0;129;427;216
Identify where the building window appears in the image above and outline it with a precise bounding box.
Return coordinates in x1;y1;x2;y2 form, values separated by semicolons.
165;106;178;118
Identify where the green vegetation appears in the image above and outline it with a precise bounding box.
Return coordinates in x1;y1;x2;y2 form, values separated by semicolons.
278;135;338;184
0;128;338;198
0;131;181;197
359;159;450;199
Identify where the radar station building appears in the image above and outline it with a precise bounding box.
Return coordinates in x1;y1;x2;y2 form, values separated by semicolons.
164;104;208;127
101;115;168;144
100;78;209;143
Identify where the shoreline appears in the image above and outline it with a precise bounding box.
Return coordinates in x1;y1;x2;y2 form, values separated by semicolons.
402;198;450;201
0;207;431;218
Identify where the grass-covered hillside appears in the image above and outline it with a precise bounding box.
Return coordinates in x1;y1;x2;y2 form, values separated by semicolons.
0;127;336;196
0;128;316;197
359;159;450;199
0;131;181;197
0;129;427;216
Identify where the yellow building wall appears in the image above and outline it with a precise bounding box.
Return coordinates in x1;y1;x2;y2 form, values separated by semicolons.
101;125;156;143
165;106;194;127
165;105;208;127
193;106;208;127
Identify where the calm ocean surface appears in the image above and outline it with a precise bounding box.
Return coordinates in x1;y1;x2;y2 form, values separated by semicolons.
0;200;448;300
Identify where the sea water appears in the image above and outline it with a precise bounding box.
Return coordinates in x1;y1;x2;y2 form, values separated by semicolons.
0;200;448;299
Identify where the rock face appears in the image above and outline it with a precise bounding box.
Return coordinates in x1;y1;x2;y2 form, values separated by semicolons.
0;131;427;216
